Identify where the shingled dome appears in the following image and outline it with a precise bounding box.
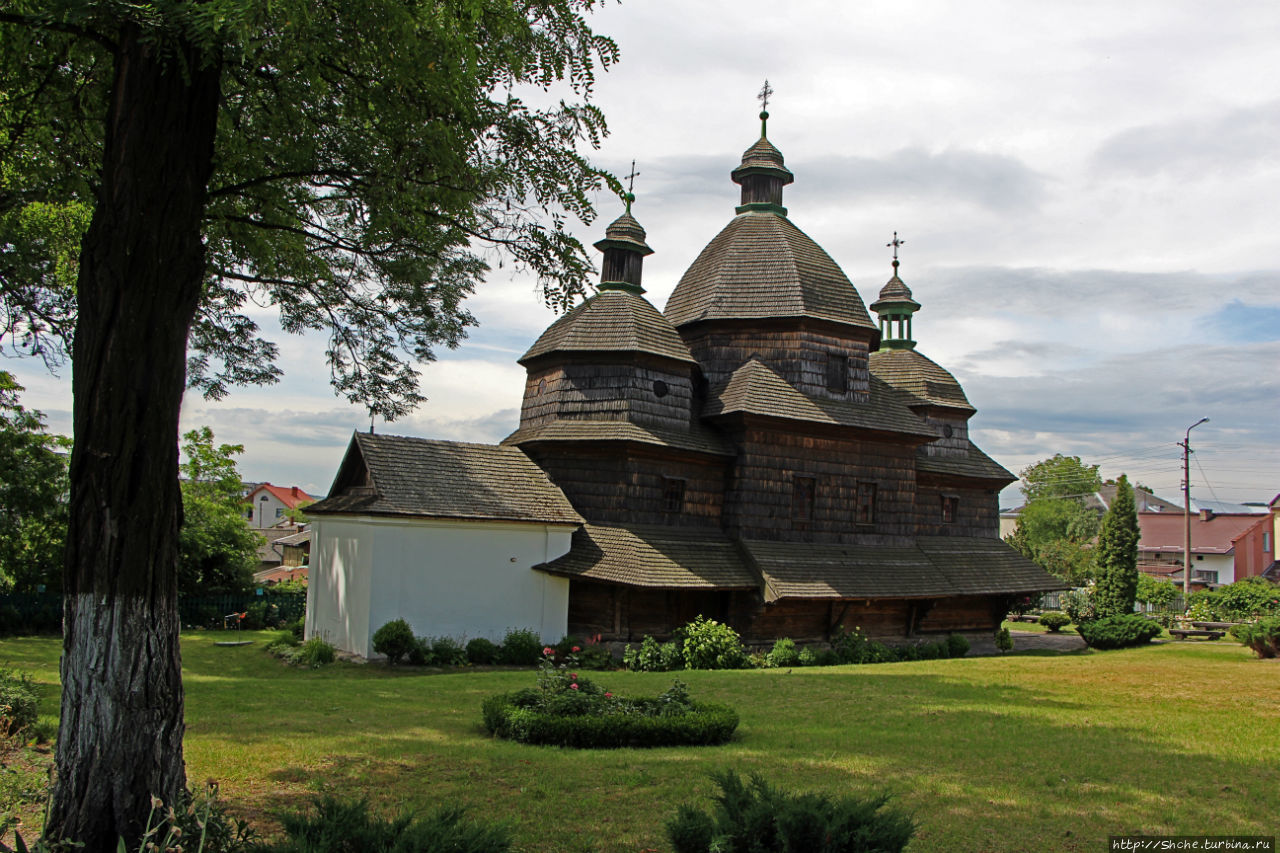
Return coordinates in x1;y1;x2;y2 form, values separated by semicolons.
869;348;974;413
870;274;920;314
519;289;695;366
664;212;878;331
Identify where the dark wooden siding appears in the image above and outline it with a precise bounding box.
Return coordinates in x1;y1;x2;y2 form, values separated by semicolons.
521;360;694;432
914;481;1001;538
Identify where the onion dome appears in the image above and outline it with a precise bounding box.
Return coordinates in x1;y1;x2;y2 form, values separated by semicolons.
869;235;921;351
593;193;653;295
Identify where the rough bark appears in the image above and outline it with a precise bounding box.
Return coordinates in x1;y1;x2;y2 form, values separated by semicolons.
46;24;221;852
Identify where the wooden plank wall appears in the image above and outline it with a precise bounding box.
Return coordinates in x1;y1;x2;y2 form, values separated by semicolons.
520;359;694;432
913;482;1001;538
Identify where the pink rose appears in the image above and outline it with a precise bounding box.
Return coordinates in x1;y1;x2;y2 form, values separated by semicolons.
571;645;581;653
542;647;554;656
570;683;579;690
570;673;577;679
604;692;613;698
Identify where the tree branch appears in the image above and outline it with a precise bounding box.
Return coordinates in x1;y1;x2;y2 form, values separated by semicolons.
0;11;117;52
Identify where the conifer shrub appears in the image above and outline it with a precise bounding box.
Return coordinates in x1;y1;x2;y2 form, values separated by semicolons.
946;633;970;658
1038;612;1071;633
371;618;416;664
1077;614;1161;650
256;794;511;852
994;627;1014;653
1229;617;1280;659
665;770;915;853
497;627;542;665
766;637;800;668
466;637;500;665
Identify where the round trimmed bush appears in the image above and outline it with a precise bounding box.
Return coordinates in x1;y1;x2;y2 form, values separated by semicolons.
1038;612;1071;633
498;627;542;665
1077;614;1161;650
371;618;416;664
945;633;970;658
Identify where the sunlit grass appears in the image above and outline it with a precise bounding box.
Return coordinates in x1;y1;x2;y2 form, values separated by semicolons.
2;632;1277;852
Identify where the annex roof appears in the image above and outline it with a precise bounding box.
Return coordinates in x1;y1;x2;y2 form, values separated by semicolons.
503;419;732;457
536;524;758;589
519;289;695;366
664;211;877;332
868;348;974;412
704;358;936;438
916;442;1016;484
308;432;583;526
743;536;1068;602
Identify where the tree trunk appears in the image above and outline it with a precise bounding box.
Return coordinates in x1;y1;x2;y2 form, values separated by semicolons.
46;24;221;852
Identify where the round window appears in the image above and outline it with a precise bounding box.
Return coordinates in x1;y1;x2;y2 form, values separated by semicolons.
653;380;669;398
942;424;954;438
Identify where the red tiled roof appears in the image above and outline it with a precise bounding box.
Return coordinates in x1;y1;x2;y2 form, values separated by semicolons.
246;483;315;509
1138;511;1262;555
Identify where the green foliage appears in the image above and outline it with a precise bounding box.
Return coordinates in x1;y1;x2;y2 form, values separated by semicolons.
664;770;915;853
796;647;818;667
0;667;38;737
268;636;336;668
623;636;684;672
681;616;746;670
0;373;70;593
465;637;500;666
1093;475;1140;617
1136;574;1179;608
1006;454;1105;585
252;794;511;853
766;638;800;668
1020;454;1103;502
1038;612;1071;632
372;618;416;665
430;637;468;667
550;636;613;670
1061;586;1100;625
946;633;971;657
1229;617;1280;659
994;628;1014;653
480;692;739;749
1195;577;1280;621
1077;614;1161;650
497;628;542;666
178;428;258;596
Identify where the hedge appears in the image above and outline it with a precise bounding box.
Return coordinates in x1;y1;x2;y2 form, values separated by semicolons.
481;694;739;748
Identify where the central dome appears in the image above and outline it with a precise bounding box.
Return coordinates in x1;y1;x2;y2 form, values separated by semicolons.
664;211;877;331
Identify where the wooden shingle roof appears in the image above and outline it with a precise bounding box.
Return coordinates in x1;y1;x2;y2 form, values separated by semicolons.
308;432;583;525
742;536;1067;602
868;349;974;412
520;290;695;366
664;211;877;331
537;524;758;589
503;419;732;457
916;442;1015;484
704;358;936;438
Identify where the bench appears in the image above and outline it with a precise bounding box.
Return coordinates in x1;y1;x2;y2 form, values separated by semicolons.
1190;621;1239;630
1009;614;1042;623
1169;628;1224;641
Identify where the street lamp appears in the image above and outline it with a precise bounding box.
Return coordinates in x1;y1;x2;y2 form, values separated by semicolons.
1181;417;1209;605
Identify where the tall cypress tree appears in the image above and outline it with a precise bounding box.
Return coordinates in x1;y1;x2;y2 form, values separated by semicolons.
1094;474;1140;617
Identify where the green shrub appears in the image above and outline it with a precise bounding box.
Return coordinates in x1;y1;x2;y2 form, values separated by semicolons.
1061;587;1099;625
1208;577;1280;621
994;628;1013;653
946;633;970;658
665;770;915;853
406;637;432;666
624;635;682;672
1230;617;1280;659
1077;614;1161;650
431;636;468;667
295;637;336;667
481;693;738;748
289;616;306;642
0;668;39;737
1038;612;1071;632
497;627;542;665
371;618;417;665
766;637;800;668
832;626;869;664
257;794;510;852
797;647;818;667
466;637;500;665
682;616;745;670
815;648;840;667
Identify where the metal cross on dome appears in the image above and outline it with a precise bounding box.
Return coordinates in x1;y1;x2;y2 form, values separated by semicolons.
887;231;905;261
624;159;640;194
758;79;774;112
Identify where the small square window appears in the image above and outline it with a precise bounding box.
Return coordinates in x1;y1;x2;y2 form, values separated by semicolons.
662;477;686;513
275;507;284;518
856;482;877;525
941;495;959;523
792;476;815;523
825;354;849;393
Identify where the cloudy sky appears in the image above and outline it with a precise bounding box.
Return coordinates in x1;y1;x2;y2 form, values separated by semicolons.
12;0;1280;509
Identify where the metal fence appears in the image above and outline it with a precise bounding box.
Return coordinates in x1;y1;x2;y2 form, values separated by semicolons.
1037;590;1185;615
0;590;307;635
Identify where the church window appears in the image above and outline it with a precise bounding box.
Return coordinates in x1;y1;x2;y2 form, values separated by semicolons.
941;495;959;523
856;482;877;525
942;424;954;438
653;379;669;398
663;477;686;513
825;354;849;393
792;476;815;523
537;378;546;395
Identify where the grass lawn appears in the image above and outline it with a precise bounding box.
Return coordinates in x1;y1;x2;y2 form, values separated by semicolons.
2;632;1278;852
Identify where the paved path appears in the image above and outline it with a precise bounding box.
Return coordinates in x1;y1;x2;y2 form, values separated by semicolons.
968;629;1087;656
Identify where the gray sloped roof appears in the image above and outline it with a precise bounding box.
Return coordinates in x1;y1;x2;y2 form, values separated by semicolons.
704;358;936;438
308;432;583;526
520;289;694;365
869;274;919;312
742;536;1067;602
536;524;758;589
664;211;877;331
503;419;732;457
868;348;974;412
916;442;1015;484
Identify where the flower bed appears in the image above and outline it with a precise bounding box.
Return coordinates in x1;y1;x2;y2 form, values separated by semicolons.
481;647;739;748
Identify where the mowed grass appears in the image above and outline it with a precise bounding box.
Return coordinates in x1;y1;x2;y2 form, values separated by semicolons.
3;633;1278;852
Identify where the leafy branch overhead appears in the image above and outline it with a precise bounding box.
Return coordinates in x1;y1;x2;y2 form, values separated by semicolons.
1;0;621;419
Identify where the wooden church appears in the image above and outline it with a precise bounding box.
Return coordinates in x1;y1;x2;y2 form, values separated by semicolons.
306;106;1062;656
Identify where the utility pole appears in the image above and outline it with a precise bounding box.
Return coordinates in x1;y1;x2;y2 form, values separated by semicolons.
1180;417;1209;605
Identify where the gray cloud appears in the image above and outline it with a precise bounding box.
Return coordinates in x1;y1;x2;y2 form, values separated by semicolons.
1092;100;1280;177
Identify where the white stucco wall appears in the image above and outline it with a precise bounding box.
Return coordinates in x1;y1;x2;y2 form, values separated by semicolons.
307;514;574;658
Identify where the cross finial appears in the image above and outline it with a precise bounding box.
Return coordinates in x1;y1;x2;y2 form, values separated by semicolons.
758;79;773;113
887;232;905;270
623;159;640;213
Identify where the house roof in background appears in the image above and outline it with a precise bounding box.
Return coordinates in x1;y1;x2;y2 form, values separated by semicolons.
245;482;315;509
308;432;583;526
1137;511;1262;555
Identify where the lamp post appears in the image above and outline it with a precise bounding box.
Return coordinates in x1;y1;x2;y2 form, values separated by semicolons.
1180;417;1209;605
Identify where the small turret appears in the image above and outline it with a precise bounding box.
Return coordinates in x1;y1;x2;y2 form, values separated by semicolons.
869;232;921;351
